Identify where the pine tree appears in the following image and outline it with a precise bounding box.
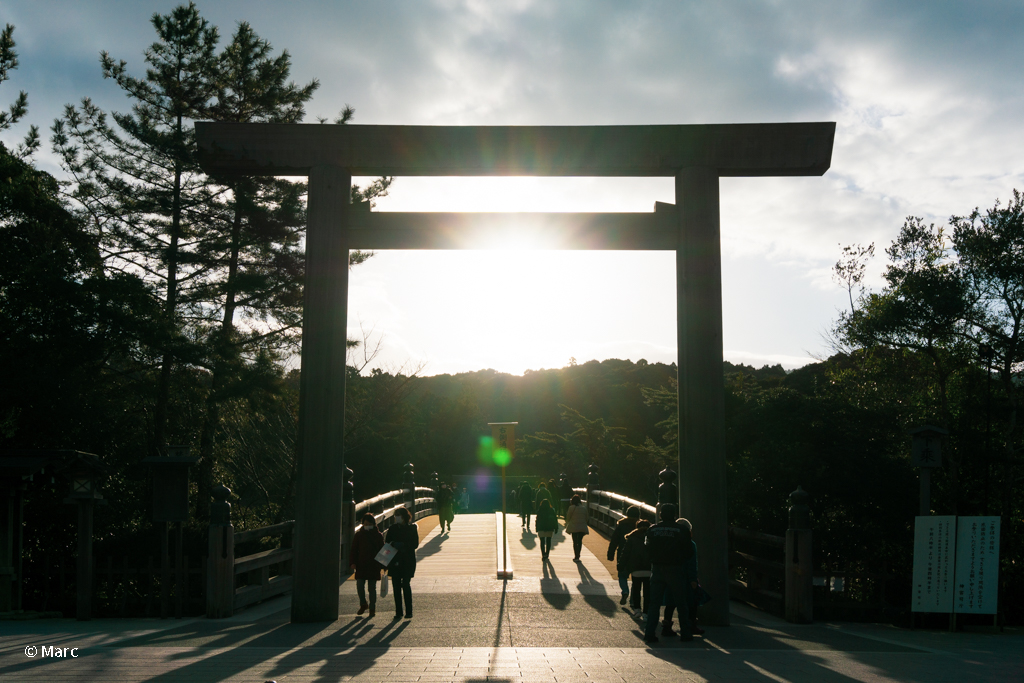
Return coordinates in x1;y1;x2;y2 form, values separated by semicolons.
52;3;221;455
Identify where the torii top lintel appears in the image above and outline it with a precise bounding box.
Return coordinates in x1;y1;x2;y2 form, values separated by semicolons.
195;122;835;178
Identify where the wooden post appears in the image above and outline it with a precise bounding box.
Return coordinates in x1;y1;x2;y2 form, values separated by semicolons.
0;485;13;612
174;521;184;619
785;486;813;623
159;521;169;619
675;167;730;626
585;464;599;519
403;462;415;513
291;165;351;623
206;485;234;618
75;499;95;620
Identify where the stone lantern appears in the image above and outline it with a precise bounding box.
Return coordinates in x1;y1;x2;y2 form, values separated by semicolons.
142;445;198;619
57;451;108;621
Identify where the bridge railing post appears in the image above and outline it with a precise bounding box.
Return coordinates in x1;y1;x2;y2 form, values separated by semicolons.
402;462;415;512
341;466;355;580
206;485;234;619
785;486;813;623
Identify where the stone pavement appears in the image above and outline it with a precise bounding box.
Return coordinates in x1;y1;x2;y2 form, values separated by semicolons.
0;514;1020;681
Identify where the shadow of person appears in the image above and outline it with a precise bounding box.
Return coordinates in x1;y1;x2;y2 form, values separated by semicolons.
541;558;571;609
520;528;536;550
415;530;449;559
575;561;617;617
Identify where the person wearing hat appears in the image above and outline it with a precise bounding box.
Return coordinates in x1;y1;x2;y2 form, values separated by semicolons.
607;506;641;605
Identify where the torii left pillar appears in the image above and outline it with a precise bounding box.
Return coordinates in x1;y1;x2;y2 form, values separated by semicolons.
292;166;351;622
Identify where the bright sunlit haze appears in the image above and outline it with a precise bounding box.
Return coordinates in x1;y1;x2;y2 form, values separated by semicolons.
6;1;1024;376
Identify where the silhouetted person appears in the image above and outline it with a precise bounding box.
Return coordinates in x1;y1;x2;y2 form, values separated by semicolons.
622;519;652;616
535;481;553;508
608;506;640;605
437;484;454;532
518;481;535;530
564;494;590;561
535;498;559;560
350;512;384;617
384;506;419;619
643;503;694;643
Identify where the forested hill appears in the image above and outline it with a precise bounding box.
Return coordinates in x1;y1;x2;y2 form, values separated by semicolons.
343;357;799;504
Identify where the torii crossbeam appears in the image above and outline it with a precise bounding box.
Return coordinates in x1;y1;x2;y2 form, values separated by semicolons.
196;121;835;624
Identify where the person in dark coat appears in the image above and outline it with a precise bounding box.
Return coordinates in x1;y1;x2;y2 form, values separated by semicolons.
662;517;705;636
622;519;652;616
607;506;640;605
437;484;455;532
517;481;535;530
642;503;695;643
384;506;419;619
535;481;553;508
534;498;559;560
349;513;385;617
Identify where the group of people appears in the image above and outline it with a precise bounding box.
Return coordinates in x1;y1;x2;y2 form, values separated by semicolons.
515;479;590;562
347;483;706;643
348;508;419;619
607;503;704;642
514;478;573;527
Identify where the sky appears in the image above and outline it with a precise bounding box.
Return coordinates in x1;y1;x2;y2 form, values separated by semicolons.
4;1;1024;377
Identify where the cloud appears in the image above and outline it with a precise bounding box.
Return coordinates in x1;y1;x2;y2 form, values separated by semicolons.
7;0;1024;374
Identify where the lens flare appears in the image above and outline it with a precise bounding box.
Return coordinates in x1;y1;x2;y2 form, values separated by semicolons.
477;436;494;465
493;448;512;467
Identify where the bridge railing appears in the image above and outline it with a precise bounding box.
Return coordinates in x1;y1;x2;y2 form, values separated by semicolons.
208;470;438;618
572;473;813;624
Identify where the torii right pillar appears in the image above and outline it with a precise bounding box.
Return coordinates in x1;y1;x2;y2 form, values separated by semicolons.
675;166;729;626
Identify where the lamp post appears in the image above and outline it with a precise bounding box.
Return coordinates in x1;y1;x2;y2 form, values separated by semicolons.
489;422;517;579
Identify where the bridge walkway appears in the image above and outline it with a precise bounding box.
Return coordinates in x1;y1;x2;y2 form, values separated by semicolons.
1;514;1019;681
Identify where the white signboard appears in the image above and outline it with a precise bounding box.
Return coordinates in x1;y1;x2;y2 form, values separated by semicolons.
911;516;956;613
954;516;1000;615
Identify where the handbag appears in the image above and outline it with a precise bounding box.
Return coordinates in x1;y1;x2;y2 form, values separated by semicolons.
374;542;398;567
694;583;712;607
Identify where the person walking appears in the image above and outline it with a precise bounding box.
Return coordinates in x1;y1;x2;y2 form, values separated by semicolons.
643;503;694;643
622;519;652;617
384;506;419;619
608;506;640;605
437;484;454;532
535;481;553;509
349;513;385;617
563;494;590;561
518;480;535;530
535;498;559;560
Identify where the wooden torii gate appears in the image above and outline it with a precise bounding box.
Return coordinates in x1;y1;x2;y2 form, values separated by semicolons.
196;122;835;624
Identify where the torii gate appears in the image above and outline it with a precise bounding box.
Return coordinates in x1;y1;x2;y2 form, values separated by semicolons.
196;122;835;624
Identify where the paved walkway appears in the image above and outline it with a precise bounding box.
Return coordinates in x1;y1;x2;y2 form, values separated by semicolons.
0;514;1021;682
